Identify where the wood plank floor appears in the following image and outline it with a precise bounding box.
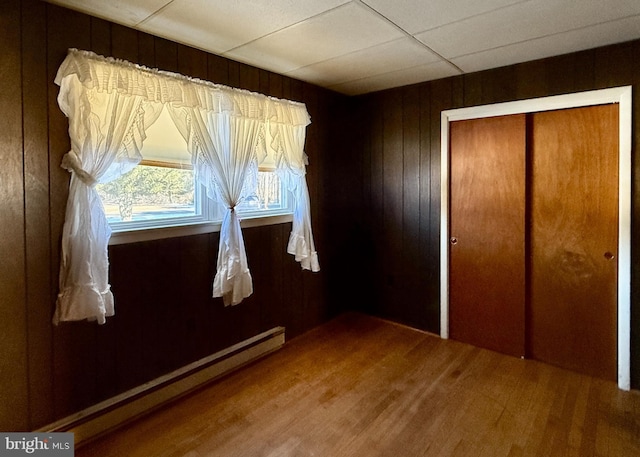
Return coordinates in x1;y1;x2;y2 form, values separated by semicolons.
76;313;640;457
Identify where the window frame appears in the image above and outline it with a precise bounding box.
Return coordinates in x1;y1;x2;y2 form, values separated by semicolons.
108;213;294;245
105;167;294;246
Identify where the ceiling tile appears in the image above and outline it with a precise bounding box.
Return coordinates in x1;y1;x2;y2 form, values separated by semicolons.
285;37;442;86
224;1;406;74
452;15;640;73
46;0;170;26
361;0;528;34
138;0;350;54
328;60;461;95
415;0;640;59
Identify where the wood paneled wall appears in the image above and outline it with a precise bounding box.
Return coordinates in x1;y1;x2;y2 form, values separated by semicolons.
0;0;343;431
347;39;640;389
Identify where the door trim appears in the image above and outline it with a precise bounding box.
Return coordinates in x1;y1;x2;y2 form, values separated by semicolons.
440;86;632;390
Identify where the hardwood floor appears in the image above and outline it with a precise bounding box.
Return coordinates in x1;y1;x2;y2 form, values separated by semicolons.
76;313;640;457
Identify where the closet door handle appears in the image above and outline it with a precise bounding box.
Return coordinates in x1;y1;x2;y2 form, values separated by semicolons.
450;237;458;245
604;251;615;260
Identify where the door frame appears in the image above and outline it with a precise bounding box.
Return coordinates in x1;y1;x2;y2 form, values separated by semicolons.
440;86;632;390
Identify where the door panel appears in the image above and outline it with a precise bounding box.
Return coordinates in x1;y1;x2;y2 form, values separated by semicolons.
529;105;619;381
449;115;527;357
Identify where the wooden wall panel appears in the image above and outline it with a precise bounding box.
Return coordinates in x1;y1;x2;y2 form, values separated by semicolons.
0;0;28;432
89;17;111;57
240;63;260;92
594;41;635;89
381;90;404;320
515;59;549;100
425;78;454;330
369;94;385;316
401;86;422;324
21;0;55;429
208;54;229;86
108;17;146;399
321;95;369;317
155;37;178;73
179;45;208;81
417;83;437;328
47;3;95;421
309;85;333;325
269;72;283;99
228;60;241;88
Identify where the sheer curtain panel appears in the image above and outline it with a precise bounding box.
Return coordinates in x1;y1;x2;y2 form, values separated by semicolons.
186;107;264;306
54;67;163;324
53;49;317;324
272;121;320;272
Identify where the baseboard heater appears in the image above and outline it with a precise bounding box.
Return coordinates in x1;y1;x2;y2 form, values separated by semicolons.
39;326;285;446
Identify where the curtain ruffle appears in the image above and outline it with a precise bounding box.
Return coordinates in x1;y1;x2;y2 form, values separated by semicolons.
55;48;311;126
54;284;113;325
287;233;320;272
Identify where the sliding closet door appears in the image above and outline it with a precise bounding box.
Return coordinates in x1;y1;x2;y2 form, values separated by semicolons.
449;115;527;357
529;104;619;381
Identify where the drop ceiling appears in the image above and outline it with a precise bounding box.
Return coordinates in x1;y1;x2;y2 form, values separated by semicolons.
45;0;640;95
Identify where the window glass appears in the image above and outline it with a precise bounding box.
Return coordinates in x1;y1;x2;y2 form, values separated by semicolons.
236;171;287;216
97;162;197;223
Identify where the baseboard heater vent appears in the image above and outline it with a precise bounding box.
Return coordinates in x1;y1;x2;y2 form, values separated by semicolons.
40;326;285;446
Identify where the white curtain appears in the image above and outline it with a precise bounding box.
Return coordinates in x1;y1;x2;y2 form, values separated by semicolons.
190;106;263;305
271;118;320;272
54;70;162;324
53;48;317;323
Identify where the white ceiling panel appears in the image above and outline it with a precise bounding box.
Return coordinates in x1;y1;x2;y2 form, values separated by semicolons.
138;0;351;54
45;0;640;95
361;0;528;34
328;60;461;95
46;0;170;26
416;0;640;59
285;37;443;86
224;2;405;74
452;14;640;73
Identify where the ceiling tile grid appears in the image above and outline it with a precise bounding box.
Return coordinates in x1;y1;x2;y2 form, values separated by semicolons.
328;59;461;95
223;2;406;74
284;37;445;87
44;0;170;26
414;0;640;62
360;0;530;34
138;0;352;55
450;14;640;73
45;0;640;95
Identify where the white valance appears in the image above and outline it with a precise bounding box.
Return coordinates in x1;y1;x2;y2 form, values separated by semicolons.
54;49;312;159
54;48;319;324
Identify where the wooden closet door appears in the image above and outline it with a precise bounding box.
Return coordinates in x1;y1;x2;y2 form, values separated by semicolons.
449;115;527;357
529;104;619;381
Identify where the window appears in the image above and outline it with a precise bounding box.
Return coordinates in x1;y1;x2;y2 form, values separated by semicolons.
54;48;317;323
97;108;293;239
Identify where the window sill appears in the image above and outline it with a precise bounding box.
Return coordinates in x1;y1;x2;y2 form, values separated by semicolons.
108;213;293;245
